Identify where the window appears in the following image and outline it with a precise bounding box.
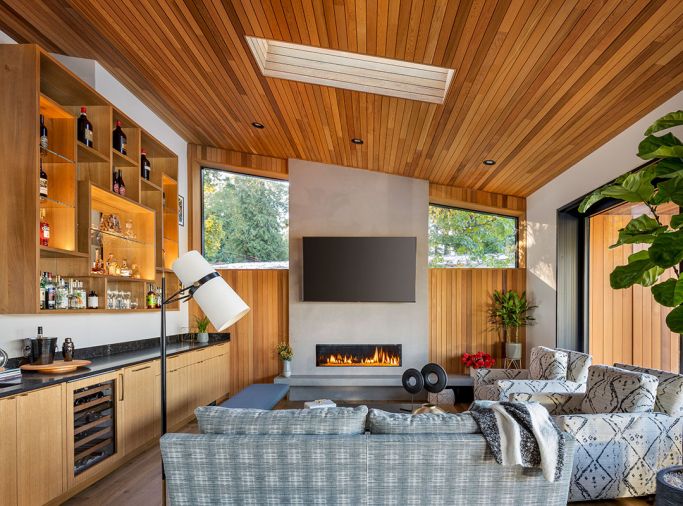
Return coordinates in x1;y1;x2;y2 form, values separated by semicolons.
428;205;518;268
201;168;288;268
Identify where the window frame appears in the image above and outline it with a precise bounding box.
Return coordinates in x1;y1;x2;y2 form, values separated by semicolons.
427;203;520;269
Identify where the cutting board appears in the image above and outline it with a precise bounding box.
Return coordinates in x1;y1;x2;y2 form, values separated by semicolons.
21;360;92;374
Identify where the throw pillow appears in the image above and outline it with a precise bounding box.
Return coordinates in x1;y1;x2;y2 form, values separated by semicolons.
581;365;658;414
529;347;568;380
557;348;592;384
196;405;368;435
615;363;683;416
367;408;479;434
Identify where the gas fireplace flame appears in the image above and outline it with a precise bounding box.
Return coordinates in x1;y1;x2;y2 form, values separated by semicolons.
319;347;400;367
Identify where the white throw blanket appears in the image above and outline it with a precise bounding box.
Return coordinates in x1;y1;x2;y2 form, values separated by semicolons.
470;400;566;482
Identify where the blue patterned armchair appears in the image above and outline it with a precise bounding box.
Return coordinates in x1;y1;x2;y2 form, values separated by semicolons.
473;346;591;401
511;364;683;501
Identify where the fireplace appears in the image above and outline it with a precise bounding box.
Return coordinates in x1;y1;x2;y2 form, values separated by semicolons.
316;344;402;367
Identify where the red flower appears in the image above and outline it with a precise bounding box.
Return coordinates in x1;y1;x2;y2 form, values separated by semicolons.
462;351;495;369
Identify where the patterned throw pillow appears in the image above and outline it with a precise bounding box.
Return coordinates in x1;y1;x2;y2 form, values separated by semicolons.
196;405;368;435
367;408;479;434
557;348;592;384
528;346;568;380
581;365;658;414
615;363;683;416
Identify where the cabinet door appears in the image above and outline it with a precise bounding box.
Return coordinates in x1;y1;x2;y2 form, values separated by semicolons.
0;396;17;506
217;344;231;400
167;365;187;429
123;361;159;454
17;385;65;506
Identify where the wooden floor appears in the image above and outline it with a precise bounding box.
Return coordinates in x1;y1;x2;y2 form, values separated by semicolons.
65;406;653;506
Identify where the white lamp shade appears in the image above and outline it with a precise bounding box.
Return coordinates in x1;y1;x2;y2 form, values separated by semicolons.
172;251;250;331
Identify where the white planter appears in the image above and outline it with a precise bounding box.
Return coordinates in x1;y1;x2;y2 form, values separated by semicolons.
197;332;209;343
282;360;291;378
505;342;522;360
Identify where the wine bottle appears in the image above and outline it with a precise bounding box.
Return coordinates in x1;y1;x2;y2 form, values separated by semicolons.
39;208;50;247
118;170;126;196
113;120;127;155
78;106;93;147
140;149;151;180
113;169;120;194
40;114;48;151
39;160;48;199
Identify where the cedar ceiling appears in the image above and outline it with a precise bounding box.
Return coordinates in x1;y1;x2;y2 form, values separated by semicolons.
1;1;682;197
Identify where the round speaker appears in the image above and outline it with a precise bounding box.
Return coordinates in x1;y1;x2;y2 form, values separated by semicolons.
421;363;447;393
402;368;424;395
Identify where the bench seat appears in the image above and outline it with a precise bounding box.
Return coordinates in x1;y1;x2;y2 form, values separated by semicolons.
218;383;289;410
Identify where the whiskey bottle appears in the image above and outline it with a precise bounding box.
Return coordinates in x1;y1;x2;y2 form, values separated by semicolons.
40;160;48;199
140;149;151;180
39;208;50;246
77;106;93;147
40;114;48;151
113;120;127;155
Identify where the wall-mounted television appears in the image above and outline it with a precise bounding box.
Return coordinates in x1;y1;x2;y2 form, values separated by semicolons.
302;237;416;302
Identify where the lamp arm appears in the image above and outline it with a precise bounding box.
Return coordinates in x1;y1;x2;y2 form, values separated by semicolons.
162;285;194;305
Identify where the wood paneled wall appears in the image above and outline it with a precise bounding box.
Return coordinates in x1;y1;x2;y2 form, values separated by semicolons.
429;268;526;374
589;214;679;372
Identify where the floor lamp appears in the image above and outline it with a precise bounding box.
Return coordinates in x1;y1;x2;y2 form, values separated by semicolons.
160;250;250;502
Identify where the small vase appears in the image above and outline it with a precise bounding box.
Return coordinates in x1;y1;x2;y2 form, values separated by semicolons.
197;332;209;343
282;360;291;378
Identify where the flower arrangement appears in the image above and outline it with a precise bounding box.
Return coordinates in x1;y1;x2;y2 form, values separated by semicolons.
275;342;293;362
462;351;495;369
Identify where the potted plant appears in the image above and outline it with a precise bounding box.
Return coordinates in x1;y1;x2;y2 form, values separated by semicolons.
193;314;210;343
488;290;536;360
275;342;293;377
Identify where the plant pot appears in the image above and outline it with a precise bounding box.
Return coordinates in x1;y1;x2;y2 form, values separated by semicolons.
505;342;522;360
282;360;291;378
196;332;209;343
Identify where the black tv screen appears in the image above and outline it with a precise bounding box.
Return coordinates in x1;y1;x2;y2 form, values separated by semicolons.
302;237;416;302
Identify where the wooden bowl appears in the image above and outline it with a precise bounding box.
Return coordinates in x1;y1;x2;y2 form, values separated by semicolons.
20;360;92;374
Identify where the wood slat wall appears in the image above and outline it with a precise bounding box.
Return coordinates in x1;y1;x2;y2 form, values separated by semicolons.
429;268;526;374
589;214;679;372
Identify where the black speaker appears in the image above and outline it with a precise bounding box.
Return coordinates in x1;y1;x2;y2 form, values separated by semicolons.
402;368;424;394
421;363;447;393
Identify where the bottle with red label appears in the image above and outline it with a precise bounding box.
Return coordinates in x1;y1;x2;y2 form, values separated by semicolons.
78;106;93;147
40;208;50;247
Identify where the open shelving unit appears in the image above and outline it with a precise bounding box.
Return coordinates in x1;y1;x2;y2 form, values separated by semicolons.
0;44;180;314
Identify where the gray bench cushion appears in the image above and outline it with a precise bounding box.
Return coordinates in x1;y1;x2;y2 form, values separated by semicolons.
368;408;479;434
218;383;289;410
196;405;368;435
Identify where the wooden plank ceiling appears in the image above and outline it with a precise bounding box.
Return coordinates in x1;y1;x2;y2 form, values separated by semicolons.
1;0;682;196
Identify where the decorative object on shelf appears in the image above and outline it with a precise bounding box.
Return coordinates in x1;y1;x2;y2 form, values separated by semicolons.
412;403;446;415
193;314;211;343
124;218;136;238
178;195;185;226
160;250;250;496
62;338;75;362
106;253;119;276
100;213;122;234
401;368;424;412
276;342;293;377
421;362;447;393
656;465;683;505
462;351;495;370
488;289;536;361
119;258;132;277
131;263;141;278
21;359;91;374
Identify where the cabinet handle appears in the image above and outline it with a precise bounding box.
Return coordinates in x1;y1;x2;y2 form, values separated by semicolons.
132;365;151;372
119;373;124;402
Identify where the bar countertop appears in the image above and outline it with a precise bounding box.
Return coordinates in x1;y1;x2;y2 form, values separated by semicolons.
0;334;229;399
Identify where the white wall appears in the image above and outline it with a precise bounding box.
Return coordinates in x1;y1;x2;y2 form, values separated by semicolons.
288;160;429;375
526;90;683;355
0;31;189;358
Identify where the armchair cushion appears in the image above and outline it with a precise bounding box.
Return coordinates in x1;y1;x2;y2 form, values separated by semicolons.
471;368;529;401
367;409;479;434
509;392;585;416
581;365;658;414
529;347;568;380
557;349;592;384
614;363;683;417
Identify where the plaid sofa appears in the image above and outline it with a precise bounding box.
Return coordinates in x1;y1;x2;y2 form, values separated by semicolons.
161;406;576;505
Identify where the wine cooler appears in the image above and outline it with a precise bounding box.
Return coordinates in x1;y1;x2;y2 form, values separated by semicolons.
67;371;123;487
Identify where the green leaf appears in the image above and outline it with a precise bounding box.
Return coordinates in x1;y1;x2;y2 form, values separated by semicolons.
666;304;683;333
649;230;683;268
578;190;605;213
601;185;647;202
645;111;683;135
651;278;683;307
657;176;683;206
638;133;683;160
654;159;683;179
610;250;664;288
610;215;667;248
671;214;683;229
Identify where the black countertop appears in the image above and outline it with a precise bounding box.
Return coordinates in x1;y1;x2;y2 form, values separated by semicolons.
0;335;229;399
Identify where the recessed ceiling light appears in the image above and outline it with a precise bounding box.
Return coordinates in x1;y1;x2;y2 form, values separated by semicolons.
351;138;364;145
483;159;496;166
251;122;264;129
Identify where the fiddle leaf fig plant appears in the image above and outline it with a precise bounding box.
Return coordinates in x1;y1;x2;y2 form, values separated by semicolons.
579;110;683;332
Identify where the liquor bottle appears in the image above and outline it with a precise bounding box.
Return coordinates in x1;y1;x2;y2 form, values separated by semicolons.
56;276;69;310
87;290;99;309
39;209;50;247
46;273;56;310
146;284;156;309
77;106;93;147
39;272;46;310
140;149;151;180
113;120;127;155
40;114;48;151
39;160;48;199
118;170;126;196
113;169;120;194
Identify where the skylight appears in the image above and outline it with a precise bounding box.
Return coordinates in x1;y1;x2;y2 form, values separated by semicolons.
246;36;455;104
